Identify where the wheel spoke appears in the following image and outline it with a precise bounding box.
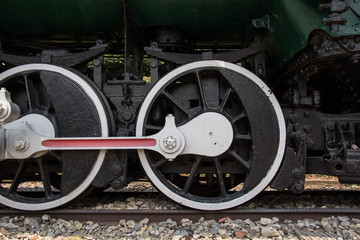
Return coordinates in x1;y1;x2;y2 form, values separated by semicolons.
152;158;168;168
162;91;193;117
9;160;26;194
181;157;201;194
228;150;250;170
214;158;228;198
195;71;206;109
219;88;232;111
37;158;54;199
231;112;246;124
234;133;252;141
24;74;33;112
48;152;62;161
145;123;163;132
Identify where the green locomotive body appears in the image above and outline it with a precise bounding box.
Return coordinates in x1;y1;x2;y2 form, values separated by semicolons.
0;0;358;65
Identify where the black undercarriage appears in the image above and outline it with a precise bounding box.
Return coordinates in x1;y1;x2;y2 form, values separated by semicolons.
0;28;360;210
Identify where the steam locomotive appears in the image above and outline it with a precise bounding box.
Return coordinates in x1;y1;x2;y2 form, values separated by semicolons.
0;0;359;211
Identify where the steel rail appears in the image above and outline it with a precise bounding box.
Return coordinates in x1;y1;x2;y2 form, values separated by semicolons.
0;189;359;224
0;208;359;224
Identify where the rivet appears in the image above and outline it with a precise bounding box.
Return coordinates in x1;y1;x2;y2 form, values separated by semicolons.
163;136;176;149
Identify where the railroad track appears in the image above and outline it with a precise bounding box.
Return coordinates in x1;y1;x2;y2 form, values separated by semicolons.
0;189;359;240
1;208;360;225
0;189;359;224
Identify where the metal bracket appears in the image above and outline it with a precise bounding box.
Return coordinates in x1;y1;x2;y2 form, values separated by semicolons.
252;15;273;32
0;41;108;67
291;74;321;107
145;42;268;65
319;0;349;32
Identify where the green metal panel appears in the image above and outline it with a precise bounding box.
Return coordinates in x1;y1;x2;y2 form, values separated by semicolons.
0;0;263;41
128;0;261;41
340;0;360;36
262;0;360;67
0;0;359;69
0;0;124;38
348;0;360;17
261;0;326;67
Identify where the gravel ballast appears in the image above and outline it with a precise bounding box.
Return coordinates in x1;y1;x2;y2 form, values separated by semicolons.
0;215;360;239
69;191;360;211
1;176;360;239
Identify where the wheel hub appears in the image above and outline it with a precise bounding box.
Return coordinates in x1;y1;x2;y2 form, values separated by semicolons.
163;136;176;149
3;114;55;159
178;112;233;157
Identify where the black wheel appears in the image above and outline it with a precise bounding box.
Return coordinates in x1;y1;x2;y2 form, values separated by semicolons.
137;61;285;210
0;64;109;210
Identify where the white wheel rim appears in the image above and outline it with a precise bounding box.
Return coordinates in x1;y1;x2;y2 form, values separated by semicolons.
137;60;286;210
0;64;108;210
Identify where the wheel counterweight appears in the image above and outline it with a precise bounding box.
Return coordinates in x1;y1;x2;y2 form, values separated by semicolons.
136;60;286;210
0;64;109;210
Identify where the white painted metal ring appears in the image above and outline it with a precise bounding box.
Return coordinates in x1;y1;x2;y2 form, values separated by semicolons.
0;64;109;210
137;60;286;210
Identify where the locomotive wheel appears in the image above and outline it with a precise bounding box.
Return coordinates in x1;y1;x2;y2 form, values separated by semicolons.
137;60;285;210
0;64;109;210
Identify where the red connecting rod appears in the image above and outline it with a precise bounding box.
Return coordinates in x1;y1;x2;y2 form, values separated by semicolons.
41;138;157;149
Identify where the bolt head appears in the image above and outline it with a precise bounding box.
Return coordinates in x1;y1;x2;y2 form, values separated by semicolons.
298;132;307;142
163;136;176;149
150;60;158;68
13;136;29;152
303;111;311;118
14;138;27;151
112;165;123;176
327;123;335;131
349;43;356;50
111;178;124;190
303;125;312;133
341;39;348;44
93;59;101;66
122;110;133;121
292;169;304;179
295;183;303;191
289;115;298;124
